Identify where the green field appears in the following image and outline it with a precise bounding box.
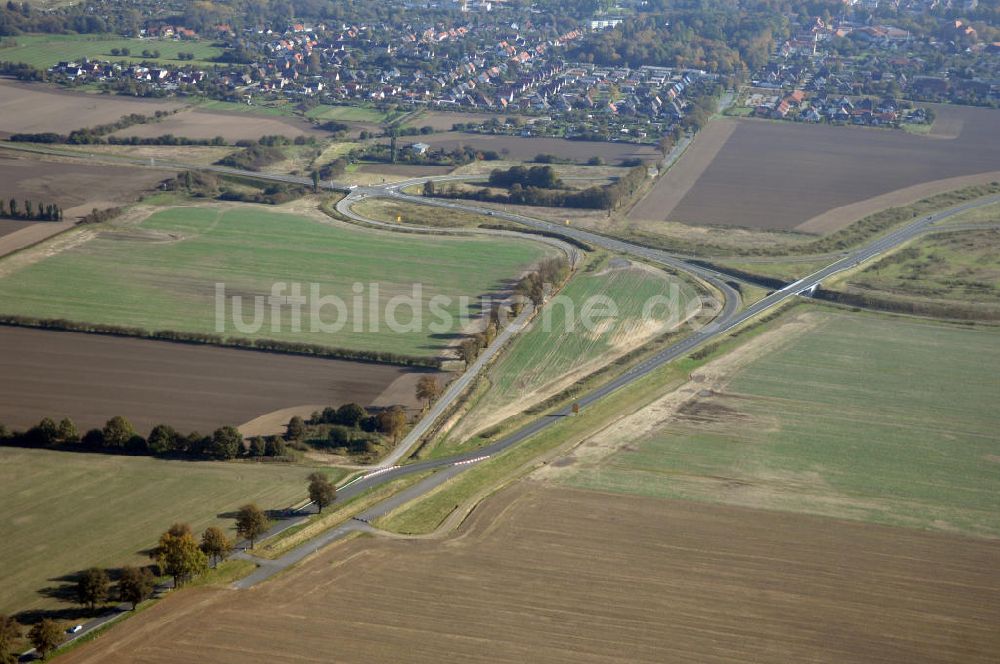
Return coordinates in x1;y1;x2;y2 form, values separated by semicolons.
193;99;299;117
0;34;224;68
848;228;1000;304
444;257;700;448
0;448;344;615
305;105;392;124
563;310;1000;537
0;205;553;358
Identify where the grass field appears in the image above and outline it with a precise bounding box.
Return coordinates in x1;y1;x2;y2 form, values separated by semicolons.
562;310;1000;537
441;256;701;448
0;205;554;358
0;447;345;616
305;105;393;124
847;228;1000;304
193;99;299;118
0;34;224;68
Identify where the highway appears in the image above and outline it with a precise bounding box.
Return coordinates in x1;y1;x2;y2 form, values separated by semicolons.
5;139;998;588
222;185;1000;588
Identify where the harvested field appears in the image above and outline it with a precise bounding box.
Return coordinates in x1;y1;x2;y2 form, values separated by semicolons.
0;154;166;219
560;309;1000;538
386;132;660;163
58;483;1000;664
0;446;344;616
0;220;74;259
110;108;327;142
0;326;428;432
0;79;181;137
356;163;453;177
631;104;1000;232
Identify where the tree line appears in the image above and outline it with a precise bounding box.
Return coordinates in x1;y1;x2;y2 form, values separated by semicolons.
0;415;289;461
0;314;442;368
9;109;175;145
457;257;571;365
0;198;62;221
428;163;649;211
0;481;347;661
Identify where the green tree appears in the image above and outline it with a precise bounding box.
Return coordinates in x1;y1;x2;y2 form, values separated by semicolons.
422;179;435;196
335;403;367;428
0;615;20;664
249;436;266;457
235;504;269;549
307;472;336;513
285;416;305;442
154;523;207;587
57;418;79;444
311;169;320;192
147;424;179;455
200;526;234;567
77;567;110;613
28;619;62;660
7;200;16;218
264;437;287;457
117;566;154;610
209;426;242;459
29;417;58;446
102;415;136;449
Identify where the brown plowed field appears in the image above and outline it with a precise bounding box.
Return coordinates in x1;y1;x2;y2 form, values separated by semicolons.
59;483;1000;664
0;79;182;137
390;132;660;163
0;326;430;433
632;104;1000;231
110;108;327;142
0;154;166;219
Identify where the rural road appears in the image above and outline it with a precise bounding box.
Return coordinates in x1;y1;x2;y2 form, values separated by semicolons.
222;191;1000;589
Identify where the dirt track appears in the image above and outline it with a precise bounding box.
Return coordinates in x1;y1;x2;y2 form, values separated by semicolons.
633;104;1000;231
58;482;1000;664
0;326;431;433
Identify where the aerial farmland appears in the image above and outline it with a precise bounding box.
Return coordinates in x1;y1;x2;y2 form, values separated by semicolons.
1;0;999;662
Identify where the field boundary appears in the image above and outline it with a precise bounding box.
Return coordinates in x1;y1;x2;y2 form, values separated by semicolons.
0;315;441;368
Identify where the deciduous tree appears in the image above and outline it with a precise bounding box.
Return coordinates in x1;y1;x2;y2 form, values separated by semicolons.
285;416;305;442
0;615;20;664
28;619;62;660
415;375;442;408
76;567;110;613
200;526;234;567
235;504;269;549
102;415;135;449
153;523;207;587
377;406;407;445
307;472;336;513
117;566;154;610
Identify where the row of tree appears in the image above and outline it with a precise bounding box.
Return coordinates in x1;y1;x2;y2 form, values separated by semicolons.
0;415;289;461
429;164;649;211
0;198;62;221
456;257;571;365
